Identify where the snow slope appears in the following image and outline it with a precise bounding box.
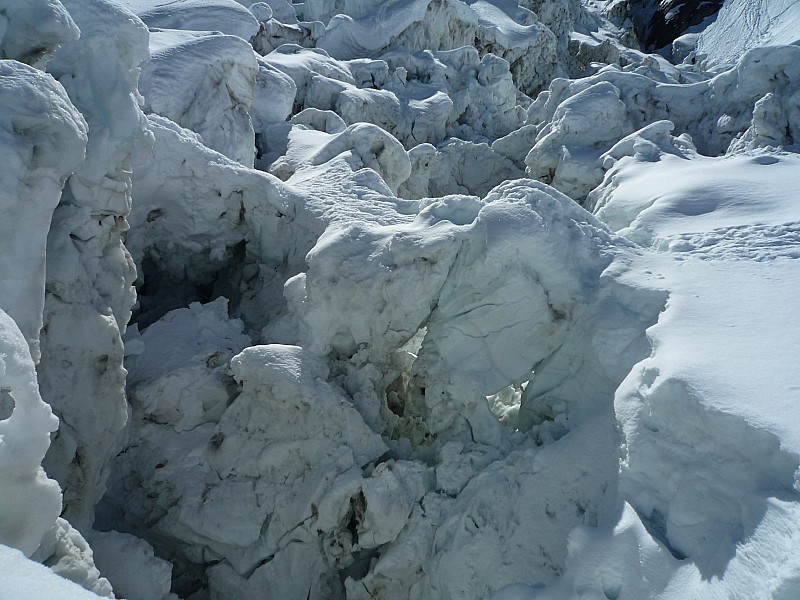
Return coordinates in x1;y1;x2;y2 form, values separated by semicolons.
0;545;105;600
522;138;800;600
697;0;800;66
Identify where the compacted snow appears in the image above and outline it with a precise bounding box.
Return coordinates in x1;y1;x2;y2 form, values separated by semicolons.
1;0;799;599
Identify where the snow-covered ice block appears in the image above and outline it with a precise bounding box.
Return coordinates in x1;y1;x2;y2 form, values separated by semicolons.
251;54;297;130
282;175;664;450
316;0;479;61
120;0;259;40
103;341;388;597
141;28;258;166
467;0;560;95
262;46;356;109
379;47;525;143
399;139;523;199
36;518;114;597
0;0;79;67
125;298;251;431
251;15;325;55
0;310;61;557
90;531;174;600
525;80;629;199
0;60;87;358
126;114;297;329
272;121;411;193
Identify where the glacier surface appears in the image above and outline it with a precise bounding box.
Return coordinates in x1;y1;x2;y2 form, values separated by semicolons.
1;0;799;599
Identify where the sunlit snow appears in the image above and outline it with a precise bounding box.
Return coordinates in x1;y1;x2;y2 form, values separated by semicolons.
1;0;799;599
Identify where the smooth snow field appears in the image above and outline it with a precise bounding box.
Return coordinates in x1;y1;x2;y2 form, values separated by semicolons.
1;0;799;599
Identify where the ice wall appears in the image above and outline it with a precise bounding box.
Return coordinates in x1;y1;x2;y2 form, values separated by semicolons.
38;0;149;533
0;61;87;359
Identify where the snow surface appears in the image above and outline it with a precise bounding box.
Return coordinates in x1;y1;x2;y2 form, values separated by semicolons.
0;544;105;600
3;0;800;598
697;0;800;67
120;0;259;40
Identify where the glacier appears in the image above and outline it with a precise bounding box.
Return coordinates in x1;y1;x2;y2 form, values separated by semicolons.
1;0;799;598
